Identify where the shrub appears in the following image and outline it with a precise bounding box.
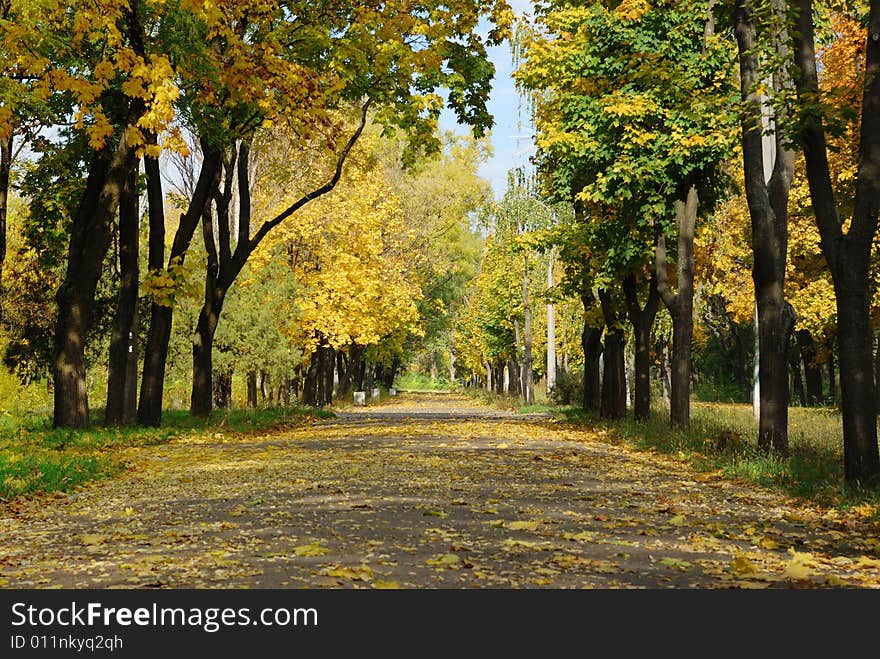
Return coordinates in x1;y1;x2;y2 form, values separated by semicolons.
548;369;583;406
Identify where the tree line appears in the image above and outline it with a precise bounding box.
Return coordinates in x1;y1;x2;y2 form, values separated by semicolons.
491;0;880;485
0;0;513;425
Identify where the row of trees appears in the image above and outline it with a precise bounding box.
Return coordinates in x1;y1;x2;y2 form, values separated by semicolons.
504;0;880;484
0;1;512;424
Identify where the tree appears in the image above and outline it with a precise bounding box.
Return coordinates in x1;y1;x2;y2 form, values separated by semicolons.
516;0;736;425
791;0;880;481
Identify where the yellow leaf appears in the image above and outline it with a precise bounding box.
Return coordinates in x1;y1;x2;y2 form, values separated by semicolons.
668;515;687;526
426;553;460;567
323;565;373;581
782;550;817;579
855;556;880;569
373;580;400;589
80;534;108;546
731;552;759;575
506;521;539;531
757;537;780;550
293;542;329;557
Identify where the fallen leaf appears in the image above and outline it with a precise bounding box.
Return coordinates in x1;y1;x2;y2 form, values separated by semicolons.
731;552;759;575
372;580;399;589
426;553;460;567
293;542;329;557
80;534;108;546
782;550;818;580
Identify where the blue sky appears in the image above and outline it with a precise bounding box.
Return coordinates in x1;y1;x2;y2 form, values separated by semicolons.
439;0;537;200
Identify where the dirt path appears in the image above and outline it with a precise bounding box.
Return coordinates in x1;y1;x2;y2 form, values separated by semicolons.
2;391;880;589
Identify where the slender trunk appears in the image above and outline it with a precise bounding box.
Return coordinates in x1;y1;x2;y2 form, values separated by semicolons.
623;271;660;421
0;132;11;319
827;341;836;402
734;0;796;453
657;339;671;405
655;186;699;430
598;289;626;419
247;370;258;408
797;330;824;405
790;348;806;407
581;292;602;411
521;254;534;404
106;164;140;425
138;146;222;426
546;250;557;394
213;369;232;409
123;303;138;424
191;284;227;416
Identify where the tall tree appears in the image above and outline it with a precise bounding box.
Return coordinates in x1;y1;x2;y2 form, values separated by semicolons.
791;0;880;482
732;0;797;454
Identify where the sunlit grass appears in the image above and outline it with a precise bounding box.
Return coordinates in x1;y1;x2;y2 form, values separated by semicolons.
551;400;879;509
0;405;333;501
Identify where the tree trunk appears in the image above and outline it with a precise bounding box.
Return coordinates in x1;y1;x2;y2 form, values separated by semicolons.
521;254;535;404
623;271;660;421
598;289;626;419
123;303;139;424
797;330;824;406
581;292;602;411
836;284;880;481
793;0;880;481
0;132;11;320
303;350;319;407
213;369;232;409
106;164;140;425
790;347;806;407
655;186;699;430
191;284;227;416
138;145;222;426
54;121;138;427
657;339;671;405
247;370;258;408
546;250;557;395
827;341;836;403
734;0;796;453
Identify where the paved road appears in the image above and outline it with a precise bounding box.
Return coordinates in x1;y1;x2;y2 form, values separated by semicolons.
2;392;879;588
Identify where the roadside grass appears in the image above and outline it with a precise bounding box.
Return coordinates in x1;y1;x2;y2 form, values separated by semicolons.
458;386;878;512
554;402;880;511
0;405;334;501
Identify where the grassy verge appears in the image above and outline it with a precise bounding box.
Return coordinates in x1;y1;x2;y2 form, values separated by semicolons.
0;406;334;502
554;402;880;511
458;386;877;511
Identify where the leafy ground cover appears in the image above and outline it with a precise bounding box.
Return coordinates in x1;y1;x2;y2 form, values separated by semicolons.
2;392;879;589
0;407;333;501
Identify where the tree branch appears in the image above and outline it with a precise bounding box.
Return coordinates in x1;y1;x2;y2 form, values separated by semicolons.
243;100;372;270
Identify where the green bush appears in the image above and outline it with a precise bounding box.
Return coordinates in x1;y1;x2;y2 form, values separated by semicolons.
548;369;583;406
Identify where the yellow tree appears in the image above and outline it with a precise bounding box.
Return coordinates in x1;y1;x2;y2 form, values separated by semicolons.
251;136;423;406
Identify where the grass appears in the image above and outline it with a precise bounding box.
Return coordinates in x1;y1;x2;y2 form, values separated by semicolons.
552;400;880;511
395;373;454;391
0;405;334;502
457;384;878;512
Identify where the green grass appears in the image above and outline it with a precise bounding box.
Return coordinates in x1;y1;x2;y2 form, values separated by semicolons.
0;405;334;501
550;400;880;510
458;383;877;511
395;373;453;391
